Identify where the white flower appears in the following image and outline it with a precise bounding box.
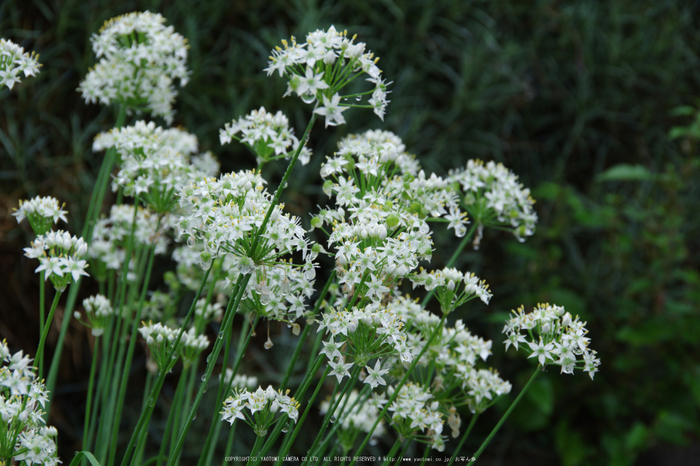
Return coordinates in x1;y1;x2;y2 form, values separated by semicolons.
363;360;389;389
0;38;41;90
528;339;554;366
314;93;348;127
329;357;354;383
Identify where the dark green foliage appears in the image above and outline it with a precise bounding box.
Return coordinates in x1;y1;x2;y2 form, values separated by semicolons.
2;0;699;464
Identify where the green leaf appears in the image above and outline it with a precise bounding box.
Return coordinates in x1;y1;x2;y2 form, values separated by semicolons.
669;126;689;139
670;106;696;116
69;452;102;466
596;164;653;182
654;410;693;445
555;420;591;466
625;422;648;451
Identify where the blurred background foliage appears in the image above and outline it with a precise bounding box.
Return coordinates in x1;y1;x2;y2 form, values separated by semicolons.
1;0;699;464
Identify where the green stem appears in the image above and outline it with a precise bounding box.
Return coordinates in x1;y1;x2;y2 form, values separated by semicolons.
381;437;403;466
199;313;256;466
174;362;199;466
280;270;335;393
108;226;160;466
472;369;540;462
84;105;127;239
224;420;237;457
275;360;327;465
250;113;317;262
306;365;361;462
82;336;101;454
165;274;253;466
119;263;213;466
446;414;479;466
37;289;63;378
39;271;45;344
44;106;127;410
421;223;477;308
159;366;189;466
246;435;265;466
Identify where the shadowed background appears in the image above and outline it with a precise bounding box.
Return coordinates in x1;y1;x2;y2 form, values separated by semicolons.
1;0;699;464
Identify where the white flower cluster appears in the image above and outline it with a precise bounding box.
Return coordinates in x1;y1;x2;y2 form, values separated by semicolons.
387;383;445;451
194;297;224;323
172;245;229;295
219;107;312;166
410;267;492;314
266;26;389;127
90;205;170;279
0;38;40;90
23;230;89;291
139;321;188;372
93;121;214;208
0;341;60;465
13;196;68;236
177;170;316;289
319;303;413;380
220;370;258;390
382;296;510;417
503;303;601;379
448;159;537;246
181;328;210;368
314;131;467;300
237;262;315;323
78;11;189;123
319;390;386;450
328;130;419;177
75;294;114;336
221;385;300;435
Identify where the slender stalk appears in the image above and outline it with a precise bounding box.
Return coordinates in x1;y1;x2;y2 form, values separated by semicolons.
446;414;479;466
305;365;361;462
274;359;327;465
245;434;265;466
381;437;404;466
170;111;318;466
199;312;257;466
36;289;63;378
421;223;477;308
119;264;213;466
472;368;540;462
311;385;371;460
39;271;45;342
83;105;127;239
159;366;189;466
44;106;127;408
223;421;237;457
108;224;161;466
82;335;101;454
165;274;252;466
174;362;199;466
396;437;411;464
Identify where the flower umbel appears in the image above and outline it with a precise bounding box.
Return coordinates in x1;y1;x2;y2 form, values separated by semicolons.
13;196;68;236
503;303;601;379
77;11;189;123
0;38;40;90
266;26;390;126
